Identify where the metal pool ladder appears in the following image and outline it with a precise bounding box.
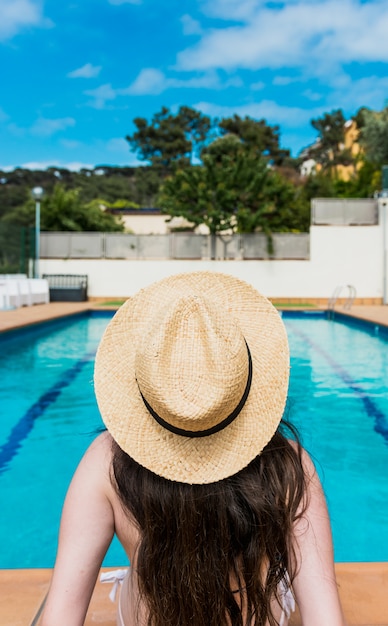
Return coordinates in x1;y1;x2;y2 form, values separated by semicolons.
328;284;356;316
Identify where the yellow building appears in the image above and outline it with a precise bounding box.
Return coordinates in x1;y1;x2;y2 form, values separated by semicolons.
335;119;362;181
300;119;363;181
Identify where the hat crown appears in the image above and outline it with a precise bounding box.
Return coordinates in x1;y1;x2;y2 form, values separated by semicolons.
94;271;289;483
135;294;250;433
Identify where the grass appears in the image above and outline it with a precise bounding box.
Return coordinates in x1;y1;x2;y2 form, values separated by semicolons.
99;300;126;306
98;300;317;309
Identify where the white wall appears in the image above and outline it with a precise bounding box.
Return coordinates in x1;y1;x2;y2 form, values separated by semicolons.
39;223;385;300
121;214;209;235
121;213;169;234
379;198;388;304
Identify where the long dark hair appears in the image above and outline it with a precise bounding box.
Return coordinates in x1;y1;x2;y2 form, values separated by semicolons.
111;421;307;626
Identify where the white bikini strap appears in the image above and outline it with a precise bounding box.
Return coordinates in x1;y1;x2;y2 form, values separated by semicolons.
100;568;129;602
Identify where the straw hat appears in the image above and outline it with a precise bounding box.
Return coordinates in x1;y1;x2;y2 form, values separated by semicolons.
94;272;289;484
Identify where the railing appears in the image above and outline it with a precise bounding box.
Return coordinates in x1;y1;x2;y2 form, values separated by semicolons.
40;232;310;261
311;198;378;225
328;284;357;313
42;274;88;302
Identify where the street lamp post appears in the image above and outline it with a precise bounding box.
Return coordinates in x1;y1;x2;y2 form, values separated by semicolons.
31;186;44;278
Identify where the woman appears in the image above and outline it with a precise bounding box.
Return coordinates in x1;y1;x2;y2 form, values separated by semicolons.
41;272;346;626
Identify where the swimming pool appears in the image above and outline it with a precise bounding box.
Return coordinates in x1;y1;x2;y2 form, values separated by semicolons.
0;311;387;568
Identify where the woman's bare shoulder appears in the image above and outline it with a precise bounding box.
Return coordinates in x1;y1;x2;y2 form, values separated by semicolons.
88;430;113;454
287;438;317;478
84;430;113;458
74;431;115;489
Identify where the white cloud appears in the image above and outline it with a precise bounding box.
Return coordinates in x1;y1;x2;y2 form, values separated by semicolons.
60;162;94;171
124;68;167;95
61;139;82;149
0;0;51;41
303;89;322;101
122;68;242;96
84;67;242;109
30;117;76;136
82;70;241;108
67;63;102;79
273;76;296;86
177;0;388;79
193;99;325;127
106;138;130;153
181;14;203;36
6;116;78;139
84;83;117;109
251;80;265;91
0;161;94;171
328;74;388;111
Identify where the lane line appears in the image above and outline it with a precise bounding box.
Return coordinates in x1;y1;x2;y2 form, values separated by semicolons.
286;322;388;444
0;352;94;474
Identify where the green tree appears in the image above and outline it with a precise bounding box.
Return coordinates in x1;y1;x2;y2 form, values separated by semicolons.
0;167;58;218
352;106;370;130
106;199;140;209
309;109;353;169
133;166;162;206
0;166;144;219
159;161;236;236
0;180;29;218
217;114;291;166
159;136;308;242
2;184;124;232
290;170;336;227
359;105;388;165
332;162;381;198
75;168;137;205
299;171;336;201
126;106;212;171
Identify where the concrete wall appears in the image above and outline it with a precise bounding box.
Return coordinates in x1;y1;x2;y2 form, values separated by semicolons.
39;221;386;301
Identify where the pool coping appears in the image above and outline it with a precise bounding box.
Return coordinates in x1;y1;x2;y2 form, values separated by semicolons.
1;301;388;625
1;301;388;335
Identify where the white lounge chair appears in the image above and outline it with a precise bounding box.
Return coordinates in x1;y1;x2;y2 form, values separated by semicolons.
0;282;10;309
29;278;49;305
3;280;21;308
17;279;33;306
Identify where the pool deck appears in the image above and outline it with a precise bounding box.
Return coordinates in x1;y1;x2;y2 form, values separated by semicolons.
0;562;387;626
1;300;388;625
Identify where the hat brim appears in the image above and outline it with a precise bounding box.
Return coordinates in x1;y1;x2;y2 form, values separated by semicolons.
94;271;289;484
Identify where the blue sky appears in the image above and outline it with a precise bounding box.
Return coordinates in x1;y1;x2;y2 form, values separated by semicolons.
1;0;387;171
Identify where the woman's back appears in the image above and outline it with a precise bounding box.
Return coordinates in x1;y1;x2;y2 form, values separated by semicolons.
110;430;305;626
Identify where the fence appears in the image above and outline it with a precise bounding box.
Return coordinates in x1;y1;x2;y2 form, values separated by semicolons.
311;198;378;225
4;197;378;270
40;232;310;260
0;224;35;274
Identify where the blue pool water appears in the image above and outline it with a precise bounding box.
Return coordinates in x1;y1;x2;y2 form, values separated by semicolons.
0;311;387;568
